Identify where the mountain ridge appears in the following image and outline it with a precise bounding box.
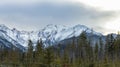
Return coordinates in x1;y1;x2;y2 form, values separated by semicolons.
0;24;102;49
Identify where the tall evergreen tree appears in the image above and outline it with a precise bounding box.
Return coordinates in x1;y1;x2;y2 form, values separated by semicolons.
94;42;99;61
114;34;120;59
26;40;34;67
35;39;44;66
99;37;104;60
77;31;89;65
62;48;69;67
105;34;115;59
44;47;54;67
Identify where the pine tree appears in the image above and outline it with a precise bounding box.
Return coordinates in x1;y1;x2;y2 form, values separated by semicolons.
94;42;99;61
114;34;120;59
9;48;20;66
35;39;44;66
26;40;34;67
99;37;104;60
87;40;94;62
105;34;115;60
44;47;54;67
78;31;88;58
27;40;33;54
0;45;4;63
62;48;69;67
77;31;89;66
70;37;76;65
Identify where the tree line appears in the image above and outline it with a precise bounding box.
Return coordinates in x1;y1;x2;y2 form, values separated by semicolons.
0;31;120;67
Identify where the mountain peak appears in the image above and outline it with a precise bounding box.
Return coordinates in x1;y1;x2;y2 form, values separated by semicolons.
45;24;66;29
0;24;9;30
73;24;102;36
0;24;102;48
74;24;87;28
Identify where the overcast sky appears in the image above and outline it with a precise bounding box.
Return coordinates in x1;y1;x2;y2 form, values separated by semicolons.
0;0;120;35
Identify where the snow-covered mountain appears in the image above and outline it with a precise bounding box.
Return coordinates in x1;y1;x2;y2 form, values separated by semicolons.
0;24;102;49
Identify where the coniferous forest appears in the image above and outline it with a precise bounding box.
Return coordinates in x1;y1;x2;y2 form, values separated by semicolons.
1;31;120;67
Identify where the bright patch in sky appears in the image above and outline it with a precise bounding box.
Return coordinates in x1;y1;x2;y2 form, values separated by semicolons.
104;16;120;34
77;0;120;11
77;0;120;34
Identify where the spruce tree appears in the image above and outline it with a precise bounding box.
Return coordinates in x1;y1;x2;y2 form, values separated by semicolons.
26;40;34;67
62;48;69;67
99;37;104;60
114;34;120;59
94;42;99;61
44;47;54;67
35;39;44;66
77;31;89;66
105;34;115;59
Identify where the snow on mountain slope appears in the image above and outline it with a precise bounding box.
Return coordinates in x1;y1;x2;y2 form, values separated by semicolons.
0;24;102;48
0;25;25;51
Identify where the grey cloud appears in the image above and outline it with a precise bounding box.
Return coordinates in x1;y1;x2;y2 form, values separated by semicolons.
0;2;117;32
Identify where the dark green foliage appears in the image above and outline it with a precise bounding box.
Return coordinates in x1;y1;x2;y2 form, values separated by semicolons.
35;39;44;64
27;40;33;54
1;32;120;67
44;47;54;67
94;42;99;61
99;37;104;60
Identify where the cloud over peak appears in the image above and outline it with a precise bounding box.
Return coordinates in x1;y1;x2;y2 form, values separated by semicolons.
0;1;118;34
